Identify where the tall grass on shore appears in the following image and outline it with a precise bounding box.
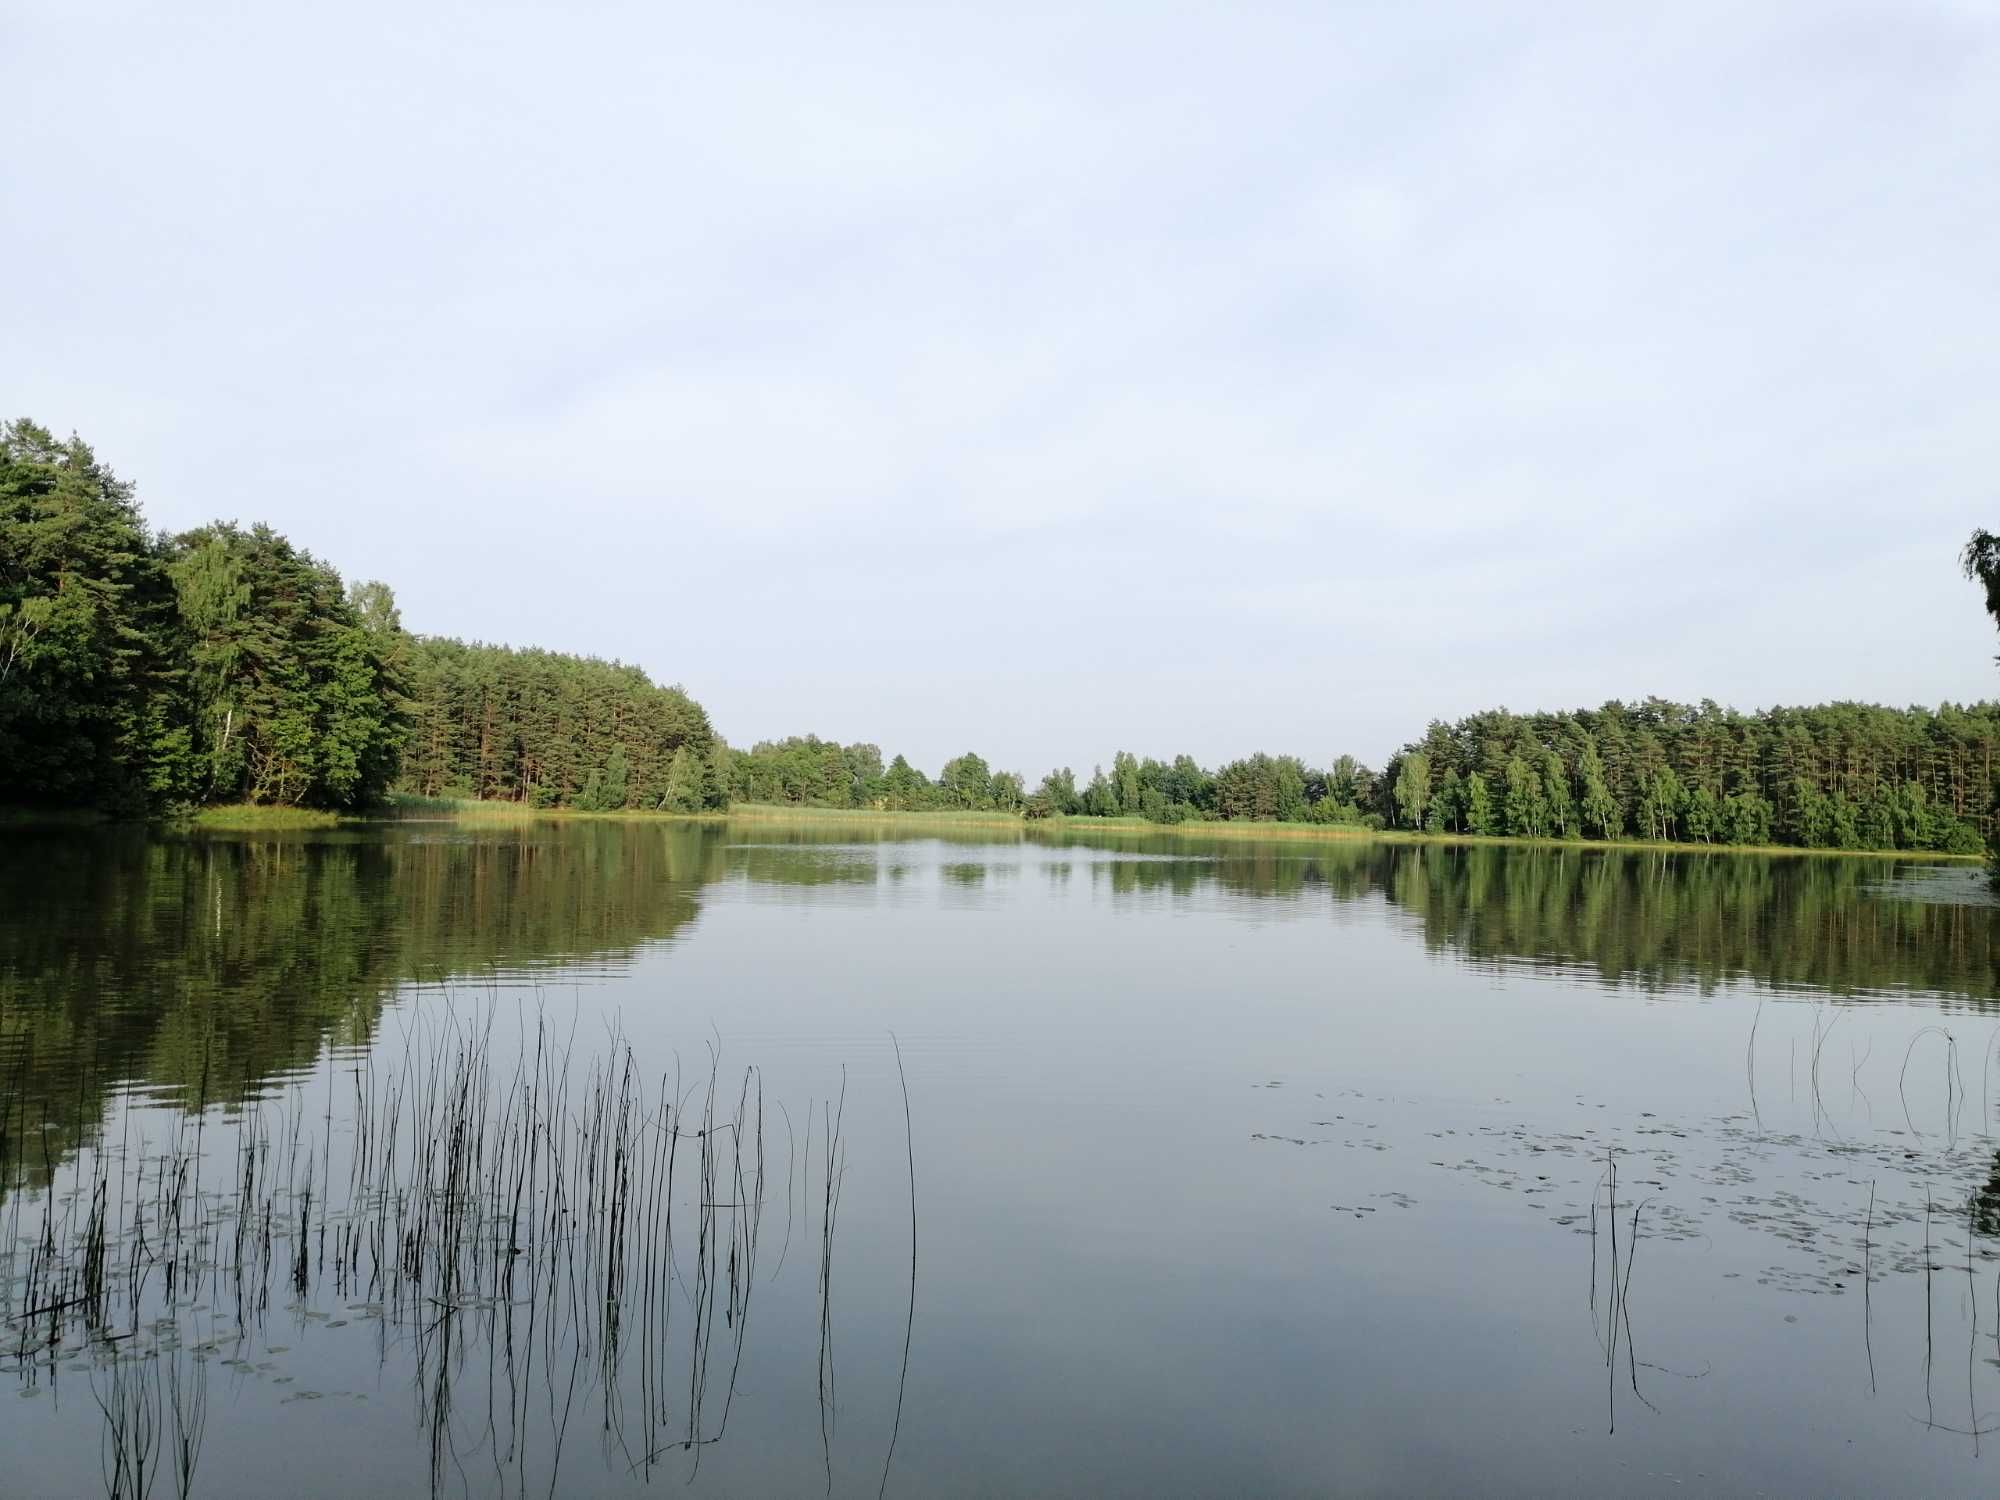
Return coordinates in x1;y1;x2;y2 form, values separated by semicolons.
1;1002;876;1497
183;803;345;830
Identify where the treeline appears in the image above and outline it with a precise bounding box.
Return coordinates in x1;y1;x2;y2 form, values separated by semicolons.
729;534;2000;851
725;737;1025;811
735;703;1998;854
1382;700;1995;853
11;417;2000;848
726;737;1383;825
0;421;407;811
0;419;725;813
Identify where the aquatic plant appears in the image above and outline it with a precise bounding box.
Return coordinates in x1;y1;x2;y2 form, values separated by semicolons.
1;1000;900;1498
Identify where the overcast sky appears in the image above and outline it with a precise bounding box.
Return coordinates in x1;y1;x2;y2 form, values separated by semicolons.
7;1;1997;774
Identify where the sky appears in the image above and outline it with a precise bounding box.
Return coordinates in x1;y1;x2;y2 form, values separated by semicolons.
6;1;1998;775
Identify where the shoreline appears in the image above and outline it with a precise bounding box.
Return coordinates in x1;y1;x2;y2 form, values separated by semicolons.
723;804;1981;862
3;798;1980;862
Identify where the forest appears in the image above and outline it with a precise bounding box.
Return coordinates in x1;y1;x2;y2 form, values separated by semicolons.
0;419;725;813
1374;700;1995;853
727;703;2000;854
6;416;2000;853
396;637;722;811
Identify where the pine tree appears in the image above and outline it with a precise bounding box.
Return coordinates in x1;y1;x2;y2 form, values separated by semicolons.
0;420;175;809
600;745;630;810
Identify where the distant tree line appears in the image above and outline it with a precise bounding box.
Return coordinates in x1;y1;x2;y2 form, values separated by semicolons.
1023;751;1381;826
726;739;1386;826
8;418;1999;850
730;707;1998;853
0;418;724;812
1377;699;1994;853
736;534;2000;852
724;737;1025;813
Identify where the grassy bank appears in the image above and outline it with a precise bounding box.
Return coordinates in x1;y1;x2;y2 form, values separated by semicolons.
184;803;345;830
725;802;1029;831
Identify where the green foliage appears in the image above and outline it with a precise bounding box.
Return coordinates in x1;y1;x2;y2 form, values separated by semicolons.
725;737;1033;816
1205;753;1304;822
1327;754;1367;807
0;421;408;812
722;704;1999;856
399;637;720;811
1035;766;1080;814
1425;766;1456;833
0;420;175;811
6;422;1995;858
1721;790;1773;846
1541;750;1574;838
1394;750;1431;830
1635;766;1682;842
942;751;994;809
1111;750;1140;816
601;746;630;809
1464;772;1495;835
1391;698;1995;852
660;745;703;812
159;524;409;808
880;752;931;810
1579;740;1619;838
572;746;635;812
1684;785;1720;843
1;418;718;817
966;691;2000;852
1082;766;1117;817
1503;755;1544;838
728;736;878;808
1274;756;1307;822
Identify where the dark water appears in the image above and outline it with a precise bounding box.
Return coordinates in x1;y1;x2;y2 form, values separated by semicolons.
4;819;2000;1496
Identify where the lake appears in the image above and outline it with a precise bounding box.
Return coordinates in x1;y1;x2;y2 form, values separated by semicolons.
4;817;1999;1496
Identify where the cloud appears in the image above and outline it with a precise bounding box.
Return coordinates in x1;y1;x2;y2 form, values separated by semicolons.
4;0;1996;771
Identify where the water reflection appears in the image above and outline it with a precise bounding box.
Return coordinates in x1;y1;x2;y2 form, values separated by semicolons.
4;1004;903;1499
1077;838;1999;1001
3;825;1995;1187
0;824;725;1183
4;819;2000;1494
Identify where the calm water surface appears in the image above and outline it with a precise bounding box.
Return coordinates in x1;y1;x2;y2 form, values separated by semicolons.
4;819;2000;1497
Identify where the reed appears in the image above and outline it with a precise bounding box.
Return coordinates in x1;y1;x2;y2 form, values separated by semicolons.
1;999;892;1498
182;803;343;830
